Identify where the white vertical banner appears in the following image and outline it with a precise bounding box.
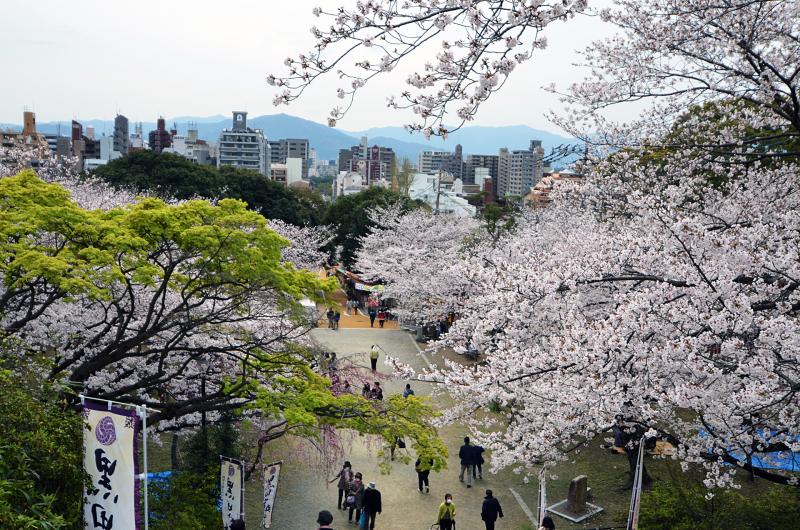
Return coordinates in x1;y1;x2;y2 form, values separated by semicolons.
627;436;646;530
261;461;282;529
537;466;548;526
82;402;140;530
220;457;244;530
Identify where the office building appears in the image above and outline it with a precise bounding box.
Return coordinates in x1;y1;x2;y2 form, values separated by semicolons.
497;140;545;198
113;114;130;155
217;111;270;176
268;138;309;179
148;118;172;154
337;137;395;184
418;144;463;179
464;154;499;186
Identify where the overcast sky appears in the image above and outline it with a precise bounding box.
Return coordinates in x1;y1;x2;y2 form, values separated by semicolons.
1;0;618;134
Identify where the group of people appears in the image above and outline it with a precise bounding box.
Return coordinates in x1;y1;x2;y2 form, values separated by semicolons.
367;307;389;328
433;489;506;530
328;461;383;529
360;381;383;401
458;437;486;488
326;308;341;330
320;434;526;530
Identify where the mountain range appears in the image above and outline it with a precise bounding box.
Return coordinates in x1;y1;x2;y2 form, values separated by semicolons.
1;113;577;164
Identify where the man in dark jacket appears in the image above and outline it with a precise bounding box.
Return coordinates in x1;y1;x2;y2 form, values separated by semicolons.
472;445;486;480
458;436;474;487
480;489;504;530
362;481;382;529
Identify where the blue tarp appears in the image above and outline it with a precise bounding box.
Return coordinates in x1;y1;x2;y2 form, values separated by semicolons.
698;430;800;472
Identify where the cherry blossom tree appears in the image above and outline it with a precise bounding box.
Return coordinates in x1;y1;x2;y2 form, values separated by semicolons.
270;0;588;136
344;0;800;489
356;204;482;322
0;157;448;473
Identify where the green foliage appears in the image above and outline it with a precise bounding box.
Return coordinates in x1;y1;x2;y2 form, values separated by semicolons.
245;353;448;473
148;470;222;530
92;151;325;226
217;165;326;226
0;170;123;299
0;368;85;529
390;158;415;197
482;202;517;240
639;466;800;530
92;150;220;199
181;413;242;476
324;186;423;267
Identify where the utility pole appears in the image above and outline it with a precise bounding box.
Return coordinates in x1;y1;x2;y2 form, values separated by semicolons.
434;168;444;214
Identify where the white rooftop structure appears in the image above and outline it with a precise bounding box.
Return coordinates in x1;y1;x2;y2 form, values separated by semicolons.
408;173;476;217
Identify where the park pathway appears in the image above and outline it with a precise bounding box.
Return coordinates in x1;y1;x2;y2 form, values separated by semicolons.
252;328;540;530
316;286;399;330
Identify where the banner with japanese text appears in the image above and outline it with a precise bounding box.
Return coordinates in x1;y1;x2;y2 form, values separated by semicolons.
261;461;282;529
82;403;140;530
220;457;244;529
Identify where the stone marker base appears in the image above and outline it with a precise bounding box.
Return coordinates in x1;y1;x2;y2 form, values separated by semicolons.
547;499;604;523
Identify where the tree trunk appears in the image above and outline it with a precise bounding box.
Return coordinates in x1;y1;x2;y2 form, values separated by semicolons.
171;433;180;470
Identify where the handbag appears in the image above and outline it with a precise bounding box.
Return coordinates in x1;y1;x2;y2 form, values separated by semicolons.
359;510;368;529
346;494;356;506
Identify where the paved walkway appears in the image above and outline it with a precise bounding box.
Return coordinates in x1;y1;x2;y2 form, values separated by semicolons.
317;287;399;330
254;329;539;530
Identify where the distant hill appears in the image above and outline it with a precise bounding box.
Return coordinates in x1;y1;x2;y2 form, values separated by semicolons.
348;125;578;161
2;114;578;165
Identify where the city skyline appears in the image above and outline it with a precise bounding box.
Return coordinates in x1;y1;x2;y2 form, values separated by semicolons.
0;0;621;134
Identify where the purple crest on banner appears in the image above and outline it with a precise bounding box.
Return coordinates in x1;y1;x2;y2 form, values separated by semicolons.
95;416;117;445
228;464;236;477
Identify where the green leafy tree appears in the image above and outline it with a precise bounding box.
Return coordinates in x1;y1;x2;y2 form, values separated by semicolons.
148;470;222;530
92;151;324;226
244;359;449;475
0;367;85;529
324;186;423;267
390;158;415;197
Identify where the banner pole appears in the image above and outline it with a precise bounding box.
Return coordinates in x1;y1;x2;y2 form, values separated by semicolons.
141;407;149;530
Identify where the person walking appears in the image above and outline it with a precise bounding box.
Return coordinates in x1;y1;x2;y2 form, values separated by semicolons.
333;310;341;330
539;515;556;530
480;489;504;530
361;481;382;530
368;308;377;327
472;445;485;480
458;437;475;488
369;344;380;371
377;309;387;328
329;461;353;510
415;457;431;494
403;383;415;398
436;493;456;530
317;510;334;529
230;519;245;530
347;472;365;525
326;308;335;329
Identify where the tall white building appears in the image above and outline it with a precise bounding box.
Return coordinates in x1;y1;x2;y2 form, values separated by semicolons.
497;140;545;197
217;111;270;176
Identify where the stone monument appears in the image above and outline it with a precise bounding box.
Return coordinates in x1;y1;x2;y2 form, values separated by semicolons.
547;475;604;523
